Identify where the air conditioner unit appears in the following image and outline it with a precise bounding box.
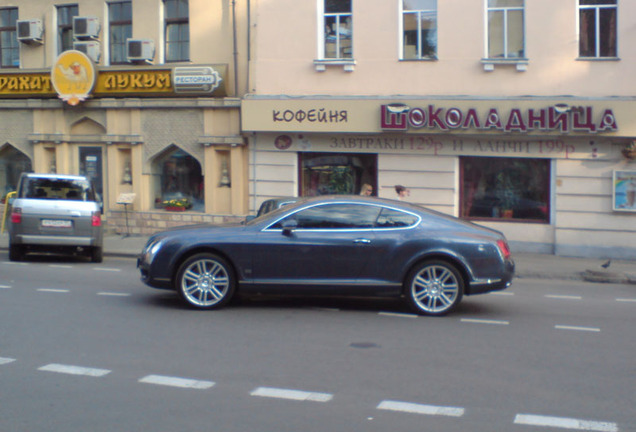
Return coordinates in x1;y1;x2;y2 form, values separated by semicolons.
73;16;100;40
126;39;155;63
17;19;43;44
73;41;101;63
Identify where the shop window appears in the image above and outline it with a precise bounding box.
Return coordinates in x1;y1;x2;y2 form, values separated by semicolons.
57;4;78;54
108;1;132;64
0;7;18;68
300;152;376;197
0;145;31;201
401;0;437;60
322;0;352;59
460;157;549;222
154;148;203;211
486;0;524;59
579;0;617;58
164;0;189;62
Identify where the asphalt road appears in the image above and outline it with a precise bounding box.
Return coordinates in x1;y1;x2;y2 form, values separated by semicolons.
1;255;635;432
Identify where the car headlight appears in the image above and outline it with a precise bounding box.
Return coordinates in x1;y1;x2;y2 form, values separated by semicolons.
142;239;165;265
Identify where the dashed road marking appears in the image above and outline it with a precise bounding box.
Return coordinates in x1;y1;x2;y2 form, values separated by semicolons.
93;268;121;272
0;357;16;365
0;285;11;289
37;288;70;293
97;292;132;297
38;363;111;377
514;414;618;431
489;291;515;296
48;265;73;269
138;375;215;389
377;400;465;417
378;312;418;318
555;325;600;333
250;386;333;402
461;318;509;325
545;295;582;300
616;298;636;303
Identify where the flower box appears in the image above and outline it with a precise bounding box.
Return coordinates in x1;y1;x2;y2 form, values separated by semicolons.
165;206;187;212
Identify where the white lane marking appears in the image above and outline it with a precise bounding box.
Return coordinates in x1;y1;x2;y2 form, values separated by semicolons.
250;387;333;402
93;268;121;272
489;291;515;296
0;285;11;289
139;375;215;390
377;400;465;417
616;298;636;303
555;325;601;333
48;265;73;269
514;414;618;432
97;292;131;297
378;312;418;318
38;363;111;377
0;357;16;365
37;288;70;293
460;318;509;325
546;295;582;300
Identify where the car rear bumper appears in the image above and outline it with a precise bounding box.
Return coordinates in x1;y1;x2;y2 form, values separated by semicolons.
13;234;101;247
467;259;515;295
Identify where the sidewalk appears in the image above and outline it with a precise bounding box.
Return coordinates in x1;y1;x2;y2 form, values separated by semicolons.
1;232;635;284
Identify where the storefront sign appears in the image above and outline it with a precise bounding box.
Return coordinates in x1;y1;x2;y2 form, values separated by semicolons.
380;104;618;134
51;50;97;106
0;64;227;100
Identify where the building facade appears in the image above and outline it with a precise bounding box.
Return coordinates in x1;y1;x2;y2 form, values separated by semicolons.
242;0;636;259
0;0;250;234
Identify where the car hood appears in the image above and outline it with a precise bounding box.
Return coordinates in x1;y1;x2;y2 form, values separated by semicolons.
147;222;245;243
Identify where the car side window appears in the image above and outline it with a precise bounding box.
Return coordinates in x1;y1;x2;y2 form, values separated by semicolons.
376;207;419;228
272;203;381;229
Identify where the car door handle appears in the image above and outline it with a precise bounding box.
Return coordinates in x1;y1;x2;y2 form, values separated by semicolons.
353;238;371;244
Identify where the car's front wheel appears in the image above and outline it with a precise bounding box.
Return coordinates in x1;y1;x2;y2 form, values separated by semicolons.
175;253;236;310
405;260;464;316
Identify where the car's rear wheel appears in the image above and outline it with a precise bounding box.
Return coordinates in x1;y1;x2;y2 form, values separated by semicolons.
9;244;23;262
405;260;464;316
91;246;103;263
176;253;235;310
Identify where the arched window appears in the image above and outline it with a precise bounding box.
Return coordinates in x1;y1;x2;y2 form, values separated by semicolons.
153;147;203;211
0;144;31;201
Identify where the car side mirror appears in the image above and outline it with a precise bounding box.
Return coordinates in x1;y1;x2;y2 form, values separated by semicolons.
281;219;298;236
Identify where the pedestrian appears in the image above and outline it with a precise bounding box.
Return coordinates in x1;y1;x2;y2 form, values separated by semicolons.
360;183;373;196
395;185;410;200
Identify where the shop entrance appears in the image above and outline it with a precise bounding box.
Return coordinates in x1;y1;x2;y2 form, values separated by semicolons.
79;147;104;205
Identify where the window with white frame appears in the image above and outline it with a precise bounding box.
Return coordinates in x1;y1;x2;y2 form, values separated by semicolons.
57;4;78;54
164;0;189;62
108;1;132;64
402;0;437;60
323;0;352;59
486;0;524;59
0;7;18;68
579;0;617;58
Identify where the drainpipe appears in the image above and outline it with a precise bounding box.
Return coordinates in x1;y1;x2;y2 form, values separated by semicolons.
232;0;239;96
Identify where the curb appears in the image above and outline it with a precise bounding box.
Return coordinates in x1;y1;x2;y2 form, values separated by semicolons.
582;269;636;285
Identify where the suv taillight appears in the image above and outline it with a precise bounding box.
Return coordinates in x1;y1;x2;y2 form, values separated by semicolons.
92;211;101;227
497;239;511;260
10;207;22;224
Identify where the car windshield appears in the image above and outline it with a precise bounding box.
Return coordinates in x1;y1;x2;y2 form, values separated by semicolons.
20;177;95;201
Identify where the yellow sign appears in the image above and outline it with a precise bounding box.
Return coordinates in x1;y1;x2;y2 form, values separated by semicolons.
50;50;97;106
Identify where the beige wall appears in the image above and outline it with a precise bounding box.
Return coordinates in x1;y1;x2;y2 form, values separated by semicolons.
249;0;636;98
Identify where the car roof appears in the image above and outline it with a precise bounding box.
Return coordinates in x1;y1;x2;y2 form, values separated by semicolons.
23;173;89;181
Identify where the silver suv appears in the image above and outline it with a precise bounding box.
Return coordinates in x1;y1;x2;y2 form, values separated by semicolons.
8;173;103;262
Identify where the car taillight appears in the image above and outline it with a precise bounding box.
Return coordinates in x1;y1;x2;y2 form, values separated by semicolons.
10;207;22;224
92;211;101;227
497;239;511;260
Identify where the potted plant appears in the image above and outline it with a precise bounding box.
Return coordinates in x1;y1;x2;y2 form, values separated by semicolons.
621;141;636;160
163;198;191;211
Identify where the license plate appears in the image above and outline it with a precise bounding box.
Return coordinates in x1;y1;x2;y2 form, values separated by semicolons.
41;219;72;228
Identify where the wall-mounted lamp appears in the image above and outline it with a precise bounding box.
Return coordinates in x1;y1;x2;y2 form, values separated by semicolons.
219;160;231;187
386;103;410;114
553;103;570;114
122;164;132;184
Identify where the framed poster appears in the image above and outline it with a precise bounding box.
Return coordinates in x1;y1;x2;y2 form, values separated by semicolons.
613;170;636;212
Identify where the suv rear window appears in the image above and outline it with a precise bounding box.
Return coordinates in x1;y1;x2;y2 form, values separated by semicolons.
19;177;96;202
